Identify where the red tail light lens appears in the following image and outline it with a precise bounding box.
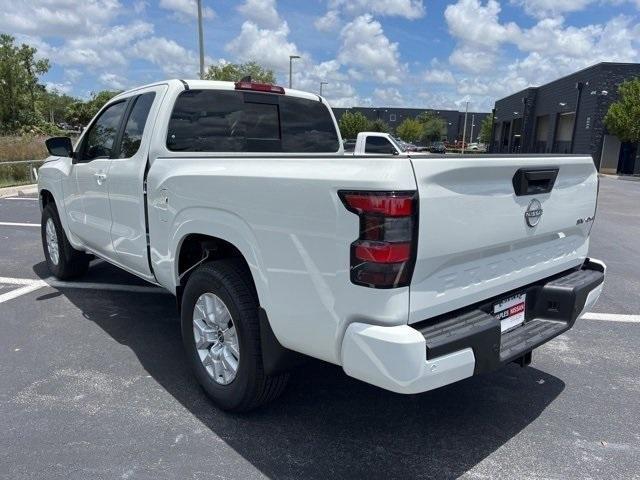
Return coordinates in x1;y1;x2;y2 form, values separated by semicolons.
339;191;418;288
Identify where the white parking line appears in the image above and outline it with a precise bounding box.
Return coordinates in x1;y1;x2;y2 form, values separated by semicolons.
581;313;640;323
0;277;38;285
0;222;39;228
0;276;167;304
2;197;38;201
0;280;47;304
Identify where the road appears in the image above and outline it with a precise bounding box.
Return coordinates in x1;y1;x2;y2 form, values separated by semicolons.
0;176;639;479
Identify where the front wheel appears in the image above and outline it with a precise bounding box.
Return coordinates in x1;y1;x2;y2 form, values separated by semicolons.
41;203;90;279
181;260;289;412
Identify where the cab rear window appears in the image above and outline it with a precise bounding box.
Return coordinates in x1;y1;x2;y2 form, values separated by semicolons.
167;90;339;153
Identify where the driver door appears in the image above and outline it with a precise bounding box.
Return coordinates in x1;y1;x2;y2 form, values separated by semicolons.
72;100;128;256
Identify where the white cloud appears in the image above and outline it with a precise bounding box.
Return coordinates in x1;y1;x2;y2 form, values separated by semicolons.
373;87;405;106
510;0;593;19
99;72;128;90
449;45;498;73
133;36;208;78
338;14;405;84
443;0;640;110
445;0;519;49
159;0;214;21
0;0;121;37
237;0;281;29
315;10;341;31
423;69;456;85
328;0;425;19
133;1;148;14
45;81;73;94
226;21;299;74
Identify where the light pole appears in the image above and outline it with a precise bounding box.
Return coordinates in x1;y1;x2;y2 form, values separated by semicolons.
319;81;328;96
289;55;300;89
197;0;205;79
470;114;475;144
461;101;469;154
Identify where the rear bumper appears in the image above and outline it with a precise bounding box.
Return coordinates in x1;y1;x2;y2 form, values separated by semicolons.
341;258;605;394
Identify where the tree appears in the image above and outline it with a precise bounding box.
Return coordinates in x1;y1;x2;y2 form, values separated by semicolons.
396;118;424;143
38;89;76;125
369;118;390;133
338;111;371;139
416;111;446;143
0;34;50;132
204;61;276;84
604;78;640;144
479;115;493;144
66;90;120;127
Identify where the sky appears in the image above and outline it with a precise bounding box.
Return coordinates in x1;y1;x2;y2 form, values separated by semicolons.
2;0;640;111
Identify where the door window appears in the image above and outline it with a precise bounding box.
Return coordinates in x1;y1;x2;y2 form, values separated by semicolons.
365;136;396;154
80;101;127;161
118;93;156;158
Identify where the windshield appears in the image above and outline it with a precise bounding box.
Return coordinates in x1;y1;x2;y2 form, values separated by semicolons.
391;136;407;152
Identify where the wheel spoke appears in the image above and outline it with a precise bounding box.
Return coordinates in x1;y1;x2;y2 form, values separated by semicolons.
221;346;239;372
192;292;240;385
193;318;216;349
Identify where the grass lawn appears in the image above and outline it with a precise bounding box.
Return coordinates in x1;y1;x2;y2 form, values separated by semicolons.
0;135;49;187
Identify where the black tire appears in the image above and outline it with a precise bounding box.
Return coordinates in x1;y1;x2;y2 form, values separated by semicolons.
41;203;90;280
181;260;289;412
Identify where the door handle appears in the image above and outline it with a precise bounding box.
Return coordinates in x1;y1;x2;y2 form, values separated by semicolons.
94;172;107;185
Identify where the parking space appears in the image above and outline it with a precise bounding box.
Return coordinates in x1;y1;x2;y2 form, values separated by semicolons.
1;178;639;479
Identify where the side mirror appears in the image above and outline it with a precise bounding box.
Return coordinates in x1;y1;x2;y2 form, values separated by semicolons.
45;137;73;158
392;148;400;155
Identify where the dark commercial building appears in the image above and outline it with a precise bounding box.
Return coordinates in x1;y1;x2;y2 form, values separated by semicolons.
490;62;640;174
332;106;490;143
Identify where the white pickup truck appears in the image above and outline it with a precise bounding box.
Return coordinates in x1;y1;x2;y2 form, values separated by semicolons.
345;131;425;155
39;79;605;412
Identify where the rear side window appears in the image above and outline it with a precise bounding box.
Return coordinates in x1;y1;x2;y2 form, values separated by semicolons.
167;90;339;153
119;92;156;158
365;136;396;155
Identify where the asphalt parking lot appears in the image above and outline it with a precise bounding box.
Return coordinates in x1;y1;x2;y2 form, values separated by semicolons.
1;176;639;480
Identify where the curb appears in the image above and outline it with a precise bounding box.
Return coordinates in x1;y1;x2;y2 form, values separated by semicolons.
0;184;38;198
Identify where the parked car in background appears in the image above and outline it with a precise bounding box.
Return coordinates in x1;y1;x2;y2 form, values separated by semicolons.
429;141;446;154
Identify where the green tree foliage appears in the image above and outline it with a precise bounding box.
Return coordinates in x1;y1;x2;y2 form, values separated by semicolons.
0;34;50;133
479;115;493;144
369;118;390;133
416;111;447;143
204;61;276;84
66;90;121;127
396;118;424;143
39;89;76;124
338;111;371;139
604;78;640;143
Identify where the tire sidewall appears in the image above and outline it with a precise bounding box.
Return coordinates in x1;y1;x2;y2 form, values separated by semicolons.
41;205;65;278
181;266;258;410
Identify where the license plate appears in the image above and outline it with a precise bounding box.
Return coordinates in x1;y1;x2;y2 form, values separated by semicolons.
493;293;526;333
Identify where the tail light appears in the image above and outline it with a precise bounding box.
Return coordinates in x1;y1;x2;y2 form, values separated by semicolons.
234;81;285;94
339;190;418;288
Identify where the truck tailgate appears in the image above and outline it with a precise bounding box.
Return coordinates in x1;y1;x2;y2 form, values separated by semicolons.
408;155;598;324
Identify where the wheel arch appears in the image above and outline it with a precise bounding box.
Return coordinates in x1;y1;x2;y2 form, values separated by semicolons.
173;230;271;315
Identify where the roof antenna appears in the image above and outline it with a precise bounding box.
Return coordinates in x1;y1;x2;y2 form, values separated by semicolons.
239;75;252;83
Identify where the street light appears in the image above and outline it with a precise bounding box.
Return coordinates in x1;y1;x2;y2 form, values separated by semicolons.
196;0;205;79
289;55;300;89
320;81;328;96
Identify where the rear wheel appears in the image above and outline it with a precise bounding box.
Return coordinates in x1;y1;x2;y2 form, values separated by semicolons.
41;203;90;279
181;260;289;412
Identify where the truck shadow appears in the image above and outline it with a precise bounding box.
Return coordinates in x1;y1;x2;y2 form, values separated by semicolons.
34;261;565;480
